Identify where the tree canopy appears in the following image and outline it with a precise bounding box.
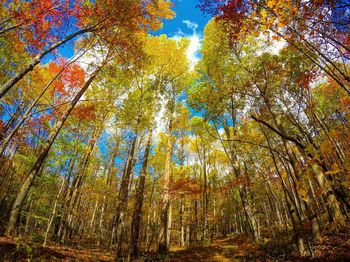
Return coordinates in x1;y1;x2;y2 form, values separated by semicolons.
0;0;349;261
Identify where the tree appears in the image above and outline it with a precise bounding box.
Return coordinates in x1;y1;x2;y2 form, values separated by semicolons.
199;0;350;95
0;0;174;98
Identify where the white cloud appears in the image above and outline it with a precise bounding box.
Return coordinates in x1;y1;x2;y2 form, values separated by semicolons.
182;20;198;31
172;20;202;70
186;34;201;68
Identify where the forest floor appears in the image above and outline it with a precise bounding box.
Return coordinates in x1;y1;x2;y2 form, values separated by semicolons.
1;227;350;261
168;230;350;261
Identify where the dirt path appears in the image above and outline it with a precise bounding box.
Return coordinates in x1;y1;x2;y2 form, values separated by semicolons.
169;235;266;262
168;228;350;262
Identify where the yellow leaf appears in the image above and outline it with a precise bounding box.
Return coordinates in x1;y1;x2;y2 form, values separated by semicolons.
329;129;341;139
299;187;309;201
277;21;286;27
320;140;332;156
325;164;341;175
272;35;280;41
261;9;268;20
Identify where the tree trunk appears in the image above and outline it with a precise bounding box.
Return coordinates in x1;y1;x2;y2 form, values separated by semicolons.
0;55;81;156
43;178;65;246
158;117;173;253
113;132;138;258
0;26;95;98
5;65;103;236
130;129;152;257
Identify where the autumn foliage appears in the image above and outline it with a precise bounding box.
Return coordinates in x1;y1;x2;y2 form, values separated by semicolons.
0;0;350;261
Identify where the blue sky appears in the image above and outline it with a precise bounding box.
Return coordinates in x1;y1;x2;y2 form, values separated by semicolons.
156;0;210;36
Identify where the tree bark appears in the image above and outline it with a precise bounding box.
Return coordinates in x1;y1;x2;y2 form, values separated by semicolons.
5;65;103;236
0;26;96;99
129;129;152;257
113;131;138;258
0;54;83;156
43;178;65;246
158;116;173;253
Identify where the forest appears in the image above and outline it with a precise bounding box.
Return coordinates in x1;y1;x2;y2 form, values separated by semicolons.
0;0;350;261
